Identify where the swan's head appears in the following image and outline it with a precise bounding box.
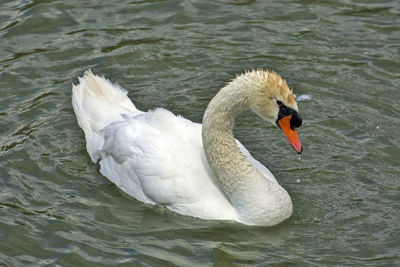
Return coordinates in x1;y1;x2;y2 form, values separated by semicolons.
237;70;303;154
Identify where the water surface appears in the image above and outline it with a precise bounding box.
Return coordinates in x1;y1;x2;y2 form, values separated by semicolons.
1;0;400;265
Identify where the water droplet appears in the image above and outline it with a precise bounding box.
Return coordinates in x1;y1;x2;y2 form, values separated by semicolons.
376;126;379;129
296;178;301;183
296;94;312;101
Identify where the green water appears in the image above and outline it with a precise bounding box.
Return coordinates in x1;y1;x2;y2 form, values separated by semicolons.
1;0;400;265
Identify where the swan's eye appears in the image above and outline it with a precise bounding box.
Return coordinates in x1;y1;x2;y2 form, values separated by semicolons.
276;100;284;107
290;113;302;129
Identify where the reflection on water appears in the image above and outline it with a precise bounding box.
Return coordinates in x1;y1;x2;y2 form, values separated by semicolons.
1;0;400;265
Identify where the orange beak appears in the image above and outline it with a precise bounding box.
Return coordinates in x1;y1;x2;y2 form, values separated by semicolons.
277;115;303;154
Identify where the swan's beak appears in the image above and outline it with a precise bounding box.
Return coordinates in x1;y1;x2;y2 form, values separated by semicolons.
277;115;303;154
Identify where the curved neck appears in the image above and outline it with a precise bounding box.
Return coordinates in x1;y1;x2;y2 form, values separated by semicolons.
202;83;260;195
201;82;292;225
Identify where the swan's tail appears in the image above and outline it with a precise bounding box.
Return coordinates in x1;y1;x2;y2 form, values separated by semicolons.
72;70;141;161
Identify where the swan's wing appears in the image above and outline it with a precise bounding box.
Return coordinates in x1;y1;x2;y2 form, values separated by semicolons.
98;113;177;204
235;140;277;183
97;108;224;207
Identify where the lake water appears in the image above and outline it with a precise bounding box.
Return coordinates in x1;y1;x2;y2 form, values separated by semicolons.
1;0;399;265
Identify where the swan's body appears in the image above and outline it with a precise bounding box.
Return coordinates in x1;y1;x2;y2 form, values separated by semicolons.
72;70;302;226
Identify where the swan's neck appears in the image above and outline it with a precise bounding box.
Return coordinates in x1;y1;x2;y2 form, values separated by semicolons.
202;82;292;225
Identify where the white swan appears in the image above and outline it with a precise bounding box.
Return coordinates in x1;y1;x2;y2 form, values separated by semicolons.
72;69;303;226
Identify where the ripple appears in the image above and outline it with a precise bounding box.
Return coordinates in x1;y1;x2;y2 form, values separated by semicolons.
101;38;166;53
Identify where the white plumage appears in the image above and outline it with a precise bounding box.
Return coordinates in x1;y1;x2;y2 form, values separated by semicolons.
72;70;301;226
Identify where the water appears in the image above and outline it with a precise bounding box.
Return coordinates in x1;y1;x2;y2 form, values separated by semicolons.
1;0;400;265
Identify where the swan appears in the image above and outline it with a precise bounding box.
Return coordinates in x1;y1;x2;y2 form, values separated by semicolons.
72;69;303;226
